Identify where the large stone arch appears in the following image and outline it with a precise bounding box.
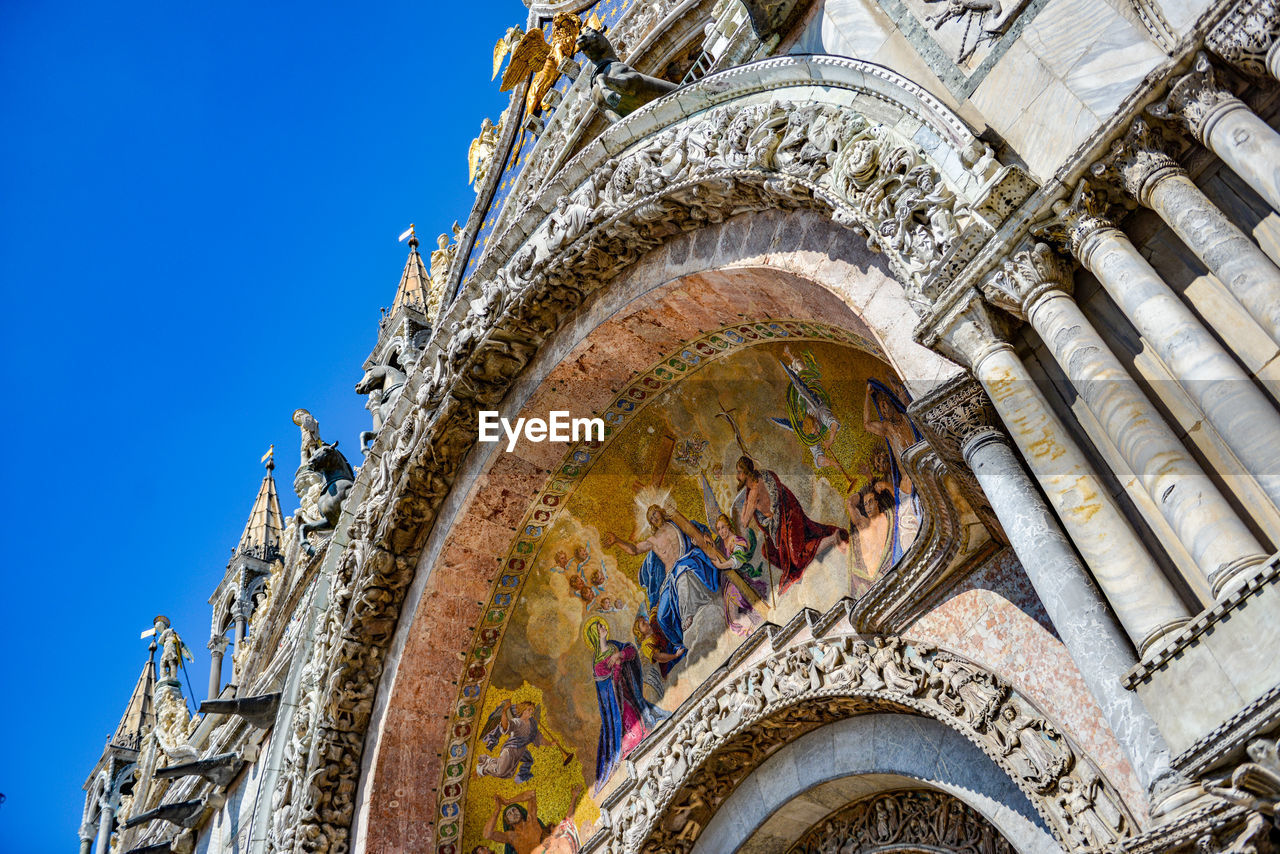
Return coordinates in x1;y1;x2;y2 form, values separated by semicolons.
692;714;1058;853
279;56;1043;854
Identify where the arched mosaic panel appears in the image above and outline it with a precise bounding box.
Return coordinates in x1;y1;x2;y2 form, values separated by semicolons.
437;320;929;853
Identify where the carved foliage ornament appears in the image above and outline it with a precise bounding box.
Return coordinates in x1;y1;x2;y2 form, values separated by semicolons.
1207;0;1280;78
788;789;1015;854
276;93;1018;854
596;634;1131;854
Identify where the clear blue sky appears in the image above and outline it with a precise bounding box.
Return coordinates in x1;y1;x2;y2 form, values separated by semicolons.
0;1;518;850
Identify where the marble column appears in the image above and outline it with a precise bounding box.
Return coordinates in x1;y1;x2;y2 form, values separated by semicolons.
208;635;229;700
1105;118;1280;348
1035;180;1280;516
986;244;1269;595
78;825;95;854
960;428;1175;793
930;292;1190;652
93;800;115;854
1206;0;1280;82
1154;53;1280;214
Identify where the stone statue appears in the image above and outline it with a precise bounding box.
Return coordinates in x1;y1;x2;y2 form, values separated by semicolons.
355;362;408;453
576;27;678;121
467;116;501;191
289;410;355;556
154;616;190;685
294;440;355;556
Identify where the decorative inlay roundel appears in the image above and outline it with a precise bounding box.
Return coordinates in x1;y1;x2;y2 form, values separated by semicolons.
787;789;1015;854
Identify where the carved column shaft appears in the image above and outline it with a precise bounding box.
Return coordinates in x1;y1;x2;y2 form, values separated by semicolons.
1041;182;1280;520
961;429;1174;792
933;294;1191;652
1157;53;1280;214
991;247;1268;596
78;836;93;854
93;803;114;854
1110;120;1280;348
208;635;228;700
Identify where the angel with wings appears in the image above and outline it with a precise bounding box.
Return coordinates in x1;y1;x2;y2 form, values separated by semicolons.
476;699;573;783
495;13;584;116
467;116;502;190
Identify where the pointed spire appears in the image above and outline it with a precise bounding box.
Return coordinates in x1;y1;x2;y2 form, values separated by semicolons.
111;655;156;752
391;223;431;317
235;448;284;562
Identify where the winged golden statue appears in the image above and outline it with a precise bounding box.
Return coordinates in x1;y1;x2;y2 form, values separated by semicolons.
467;115;502;189
499;12;584;116
492;25;524;80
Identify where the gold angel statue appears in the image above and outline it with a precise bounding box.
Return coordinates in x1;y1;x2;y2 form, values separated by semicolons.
467;115;502;189
497;12;584;116
492;25;524;79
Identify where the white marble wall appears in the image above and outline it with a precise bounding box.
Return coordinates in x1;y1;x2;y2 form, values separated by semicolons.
792;0;1168;181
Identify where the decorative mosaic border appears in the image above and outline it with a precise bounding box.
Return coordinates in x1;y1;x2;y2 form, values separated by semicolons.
432;318;883;851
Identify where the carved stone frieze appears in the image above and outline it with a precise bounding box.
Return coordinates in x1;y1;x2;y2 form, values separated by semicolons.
1207;0;1280;79
787;789;1016;854
273;72;1025;854
587;630;1132;853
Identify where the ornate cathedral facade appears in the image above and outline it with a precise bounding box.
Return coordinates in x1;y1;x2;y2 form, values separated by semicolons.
80;0;1280;852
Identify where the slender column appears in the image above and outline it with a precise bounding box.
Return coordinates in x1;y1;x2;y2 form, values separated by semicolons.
1154;52;1280;214
960;428;1176;792
1206;0;1280;82
233;614;247;648
208;635;229;700
93;800;115;854
78;824;95;854
929;292;1190;652
1104;118;1280;347
1035;180;1280;515
986;244;1269;595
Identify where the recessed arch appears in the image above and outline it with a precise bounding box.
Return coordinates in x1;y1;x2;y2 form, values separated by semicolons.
692;713;1057;854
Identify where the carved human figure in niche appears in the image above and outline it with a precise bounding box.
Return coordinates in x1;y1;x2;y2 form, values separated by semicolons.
1058;774;1124;848
995;704;1072;789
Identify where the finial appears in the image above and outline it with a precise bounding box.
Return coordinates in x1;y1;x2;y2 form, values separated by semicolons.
398;223;419;249
260;444;275;471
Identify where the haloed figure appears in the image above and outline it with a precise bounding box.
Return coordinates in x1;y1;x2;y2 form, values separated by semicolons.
584;616;669;789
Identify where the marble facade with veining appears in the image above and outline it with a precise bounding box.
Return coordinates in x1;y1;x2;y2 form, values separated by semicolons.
79;0;1280;853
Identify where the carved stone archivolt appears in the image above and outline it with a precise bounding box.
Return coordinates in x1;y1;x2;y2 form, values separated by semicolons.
787;789;1016;854
272;59;1033;854
588;625;1131;854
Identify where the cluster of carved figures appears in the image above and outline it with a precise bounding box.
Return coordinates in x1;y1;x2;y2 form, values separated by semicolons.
599;633;1129;854
788;789;1015;854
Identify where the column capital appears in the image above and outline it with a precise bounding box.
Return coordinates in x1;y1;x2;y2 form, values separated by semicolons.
982;242;1075;320
919;288;1012;371
1093;117;1186;207
1031;179;1122;261
907;374;1003;465
1207;0;1280;78
208;635;230;654
1150;52;1247;141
